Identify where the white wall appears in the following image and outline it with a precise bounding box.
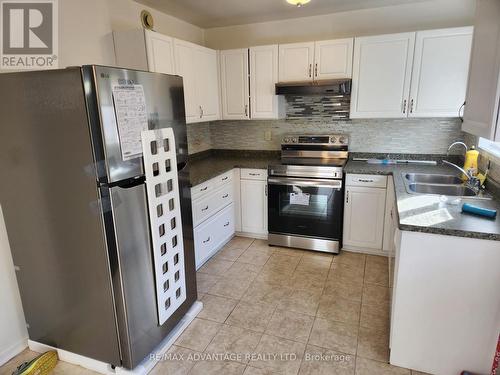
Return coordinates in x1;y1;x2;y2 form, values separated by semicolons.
204;0;475;49
0;206;28;365
57;0;205;68
1;0;205;70
108;0;205;45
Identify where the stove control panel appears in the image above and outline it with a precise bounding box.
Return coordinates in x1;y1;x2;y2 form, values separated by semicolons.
282;134;348;146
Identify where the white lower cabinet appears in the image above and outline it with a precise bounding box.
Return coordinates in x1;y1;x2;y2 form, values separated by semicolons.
382;176;397;253
191;171;236;269
343;174;388;253
194;203;235;269
240;169;268;237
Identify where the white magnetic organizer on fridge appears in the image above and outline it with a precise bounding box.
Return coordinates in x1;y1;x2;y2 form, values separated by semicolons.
141;128;186;325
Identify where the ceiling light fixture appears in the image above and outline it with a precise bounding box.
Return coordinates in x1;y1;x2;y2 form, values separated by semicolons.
286;0;311;7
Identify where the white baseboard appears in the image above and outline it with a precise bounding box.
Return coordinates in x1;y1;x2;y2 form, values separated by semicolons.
235;232;268;240
342;246;389;257
0;336;28;366
28;301;203;375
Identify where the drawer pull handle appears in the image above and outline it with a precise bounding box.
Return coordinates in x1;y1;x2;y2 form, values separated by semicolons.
222;194;229;198
203;237;211;243
202;205;209;211
200;186;208;191
359;179;374;183
222;176;228;181
224;222;230;227
249;173;260;176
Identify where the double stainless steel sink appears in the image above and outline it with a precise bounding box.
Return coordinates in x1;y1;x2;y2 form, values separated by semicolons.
403;173;490;199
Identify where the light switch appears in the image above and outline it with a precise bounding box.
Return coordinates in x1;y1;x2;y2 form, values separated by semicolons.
264;130;272;141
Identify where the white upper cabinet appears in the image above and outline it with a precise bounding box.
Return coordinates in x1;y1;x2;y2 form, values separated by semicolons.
220;49;250;120
463;0;500;141
144;30;175;75
250;45;284;119
409;27;473;118
314;38;354;79
196;46;220;121
279;42;315;82
174;40;200;122
350;32;416;119
174;39;220;123
113;29;174;73
278;40;354;82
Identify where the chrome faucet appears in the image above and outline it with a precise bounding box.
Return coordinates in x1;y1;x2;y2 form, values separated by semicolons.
442;160;481;192
446;141;468;156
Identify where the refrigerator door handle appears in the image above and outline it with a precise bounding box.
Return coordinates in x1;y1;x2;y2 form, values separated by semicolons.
102;176;146;189
177;161;187;172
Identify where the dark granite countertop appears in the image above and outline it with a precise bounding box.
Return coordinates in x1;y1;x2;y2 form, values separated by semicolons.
188;150;500;241
345;160;500;241
188;150;280;187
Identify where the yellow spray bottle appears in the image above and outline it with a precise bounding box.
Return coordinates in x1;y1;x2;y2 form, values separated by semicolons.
462;145;479;181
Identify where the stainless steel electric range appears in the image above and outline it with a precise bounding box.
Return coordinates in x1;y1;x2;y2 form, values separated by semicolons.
267;134;349;254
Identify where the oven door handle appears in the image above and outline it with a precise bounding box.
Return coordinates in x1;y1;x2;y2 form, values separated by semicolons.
268;177;342;189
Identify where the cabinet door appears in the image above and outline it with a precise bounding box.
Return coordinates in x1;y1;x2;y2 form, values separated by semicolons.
174;40;200;123
409;27;473;118
350;33;415;118
278;42;315;82
343;186;386;250
250;45;282;119
463;0;500;141
240;178;267;235
314;38;354;79
145;30;175;75
196;47;220;121
382;176;396;253
220;49;249;120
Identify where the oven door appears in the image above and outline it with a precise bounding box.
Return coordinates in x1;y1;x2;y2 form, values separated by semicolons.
268;177;344;240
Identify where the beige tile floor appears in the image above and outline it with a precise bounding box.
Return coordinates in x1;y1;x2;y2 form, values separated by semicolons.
0;237;429;375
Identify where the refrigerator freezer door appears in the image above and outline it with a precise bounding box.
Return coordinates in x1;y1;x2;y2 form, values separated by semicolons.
82;66;188;184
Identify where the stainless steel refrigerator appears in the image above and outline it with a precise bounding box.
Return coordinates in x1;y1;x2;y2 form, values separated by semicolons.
0;65;197;369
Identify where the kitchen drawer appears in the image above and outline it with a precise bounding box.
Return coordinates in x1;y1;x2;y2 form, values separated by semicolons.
191;179;214;200
213;170;233;188
346;174;387;188
192;183;233;226
191;170;233;200
241;168;267;181
194;203;235;269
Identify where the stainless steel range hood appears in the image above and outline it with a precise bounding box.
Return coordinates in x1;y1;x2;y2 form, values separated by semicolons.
275;79;351;96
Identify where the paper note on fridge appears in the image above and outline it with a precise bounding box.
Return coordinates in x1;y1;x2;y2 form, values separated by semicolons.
290;192;310;206
112;84;148;161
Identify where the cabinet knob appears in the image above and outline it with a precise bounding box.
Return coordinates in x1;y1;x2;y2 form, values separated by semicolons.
244;104;248;117
308;64;312;78
203;236;211;243
314;63;318;77
201;205;209;212
410;99;414;113
224;222;230;227
402;99;407;114
222;194;229;198
346;190;349;204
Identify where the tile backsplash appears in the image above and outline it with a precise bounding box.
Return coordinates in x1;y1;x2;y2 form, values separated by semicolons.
208;118;465;155
187;122;211;154
286;95;350;121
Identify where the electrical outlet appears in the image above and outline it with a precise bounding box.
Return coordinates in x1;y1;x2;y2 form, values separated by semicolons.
264;130;272;141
